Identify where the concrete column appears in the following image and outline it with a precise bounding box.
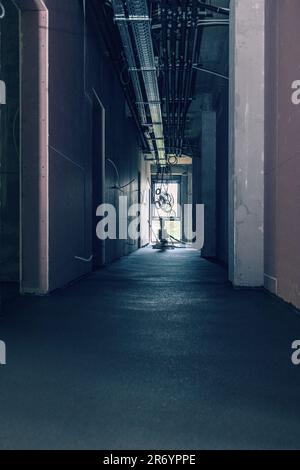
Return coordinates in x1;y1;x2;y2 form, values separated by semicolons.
201;106;216;258
14;1;49;294
228;0;265;286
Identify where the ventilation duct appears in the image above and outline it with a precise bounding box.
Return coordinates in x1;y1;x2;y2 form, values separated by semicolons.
112;0;165;162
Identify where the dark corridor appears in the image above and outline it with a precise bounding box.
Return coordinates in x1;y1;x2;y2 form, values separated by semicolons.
1;0;300;456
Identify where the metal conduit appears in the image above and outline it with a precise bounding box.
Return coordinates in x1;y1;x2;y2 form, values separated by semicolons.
112;0;155;158
112;0;165;162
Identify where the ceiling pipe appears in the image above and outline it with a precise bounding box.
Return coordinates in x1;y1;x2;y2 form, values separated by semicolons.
112;0;165;163
197;1;230;16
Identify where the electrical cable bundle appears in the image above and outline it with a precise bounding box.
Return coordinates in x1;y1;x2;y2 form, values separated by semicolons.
153;163;177;217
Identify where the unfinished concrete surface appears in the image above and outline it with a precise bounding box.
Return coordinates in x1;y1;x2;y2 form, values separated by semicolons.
229;0;265;287
12;0;150;295
0;0;20;284
1;248;300;450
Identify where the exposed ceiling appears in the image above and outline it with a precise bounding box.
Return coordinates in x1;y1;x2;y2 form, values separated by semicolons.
102;0;229;164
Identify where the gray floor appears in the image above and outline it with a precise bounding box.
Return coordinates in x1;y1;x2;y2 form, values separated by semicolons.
1;247;300;450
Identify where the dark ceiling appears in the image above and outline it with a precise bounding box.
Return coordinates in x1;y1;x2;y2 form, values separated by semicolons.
97;0;230;161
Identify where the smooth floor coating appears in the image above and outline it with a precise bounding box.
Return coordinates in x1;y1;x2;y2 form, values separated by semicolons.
1;248;300;450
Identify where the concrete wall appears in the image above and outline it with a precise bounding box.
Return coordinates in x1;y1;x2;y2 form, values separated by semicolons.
229;0;265;287
16;0;149;293
44;0;149;291
216;88;229;265
0;0;20;282
192;96;217;257
265;0;300;309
